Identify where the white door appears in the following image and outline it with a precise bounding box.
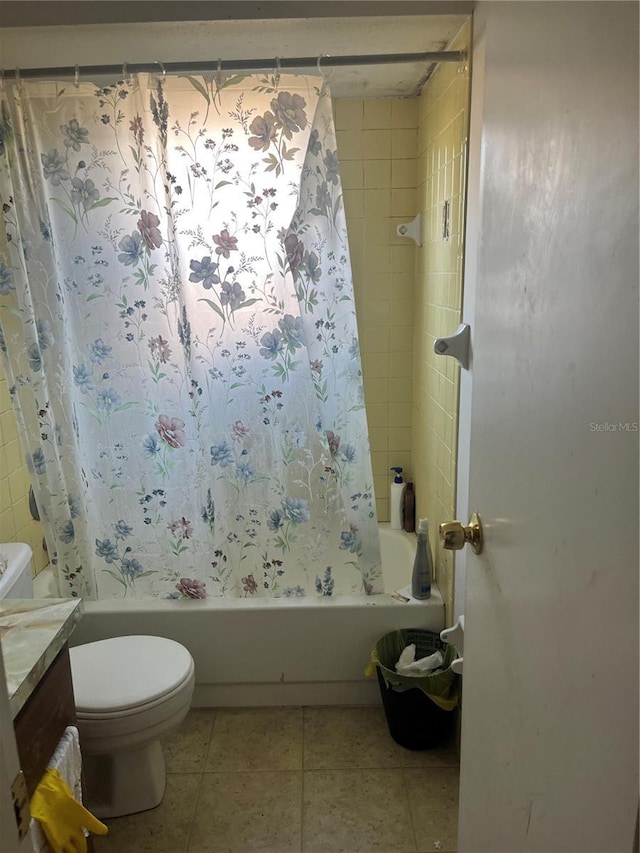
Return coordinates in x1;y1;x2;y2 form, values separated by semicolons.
456;3;639;852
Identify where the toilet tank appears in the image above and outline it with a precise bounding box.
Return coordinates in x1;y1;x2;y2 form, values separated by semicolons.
0;543;34;598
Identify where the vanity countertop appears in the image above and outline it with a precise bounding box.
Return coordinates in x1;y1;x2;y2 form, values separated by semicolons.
0;598;83;718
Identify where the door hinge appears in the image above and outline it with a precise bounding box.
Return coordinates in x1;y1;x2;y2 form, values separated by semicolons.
11;769;30;840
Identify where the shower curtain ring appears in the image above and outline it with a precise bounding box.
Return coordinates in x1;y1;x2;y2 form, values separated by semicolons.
74;65;80;88
154;60;166;80
317;54;331;78
274;56;281;86
14;66;22;89
123;62;134;86
216;57;223;87
317;54;333;87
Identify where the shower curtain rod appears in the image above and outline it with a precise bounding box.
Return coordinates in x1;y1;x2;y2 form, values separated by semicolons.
2;50;466;82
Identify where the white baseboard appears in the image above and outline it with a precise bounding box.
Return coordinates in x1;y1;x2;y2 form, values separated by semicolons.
192;680;381;707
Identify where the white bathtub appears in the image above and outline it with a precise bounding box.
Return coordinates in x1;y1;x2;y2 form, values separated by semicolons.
34;523;444;706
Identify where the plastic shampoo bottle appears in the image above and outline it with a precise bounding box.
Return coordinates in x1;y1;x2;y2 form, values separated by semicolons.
402;482;415;532
389;467;404;530
411;518;433;599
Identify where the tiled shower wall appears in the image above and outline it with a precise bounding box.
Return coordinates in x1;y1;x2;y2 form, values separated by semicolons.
0;364;48;573
333;98;418;522
414;21;471;622
334;22;470;621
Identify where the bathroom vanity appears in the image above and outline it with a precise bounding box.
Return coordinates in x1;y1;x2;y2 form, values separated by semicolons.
0;598;84;833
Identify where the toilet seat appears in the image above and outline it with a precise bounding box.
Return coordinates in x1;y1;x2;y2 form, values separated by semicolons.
76;674;193;721
70;635;194;714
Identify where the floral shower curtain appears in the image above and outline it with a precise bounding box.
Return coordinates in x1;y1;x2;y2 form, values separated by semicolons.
0;72;381;600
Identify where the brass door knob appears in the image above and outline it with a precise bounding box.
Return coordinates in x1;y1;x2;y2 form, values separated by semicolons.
439;512;484;554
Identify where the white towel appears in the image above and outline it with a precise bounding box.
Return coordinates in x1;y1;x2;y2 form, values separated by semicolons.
29;726;84;853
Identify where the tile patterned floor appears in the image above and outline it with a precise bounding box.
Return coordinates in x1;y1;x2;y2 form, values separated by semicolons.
93;705;459;853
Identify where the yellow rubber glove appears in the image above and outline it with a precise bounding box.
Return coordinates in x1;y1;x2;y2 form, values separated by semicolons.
30;768;108;853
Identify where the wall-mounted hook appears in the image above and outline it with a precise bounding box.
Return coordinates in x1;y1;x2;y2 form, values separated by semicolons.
396;213;422;247
440;614;465;674
442;199;451;240
434;322;471;370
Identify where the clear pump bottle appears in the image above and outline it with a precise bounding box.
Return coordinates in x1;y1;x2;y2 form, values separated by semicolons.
411;518;433;600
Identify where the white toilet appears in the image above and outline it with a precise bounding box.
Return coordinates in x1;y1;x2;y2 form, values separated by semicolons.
70;635;195;818
0;543;195;819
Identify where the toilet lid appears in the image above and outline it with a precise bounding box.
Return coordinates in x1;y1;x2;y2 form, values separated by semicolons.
70;635;194;713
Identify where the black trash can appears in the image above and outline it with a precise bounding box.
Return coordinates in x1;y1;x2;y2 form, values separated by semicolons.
368;628;459;750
